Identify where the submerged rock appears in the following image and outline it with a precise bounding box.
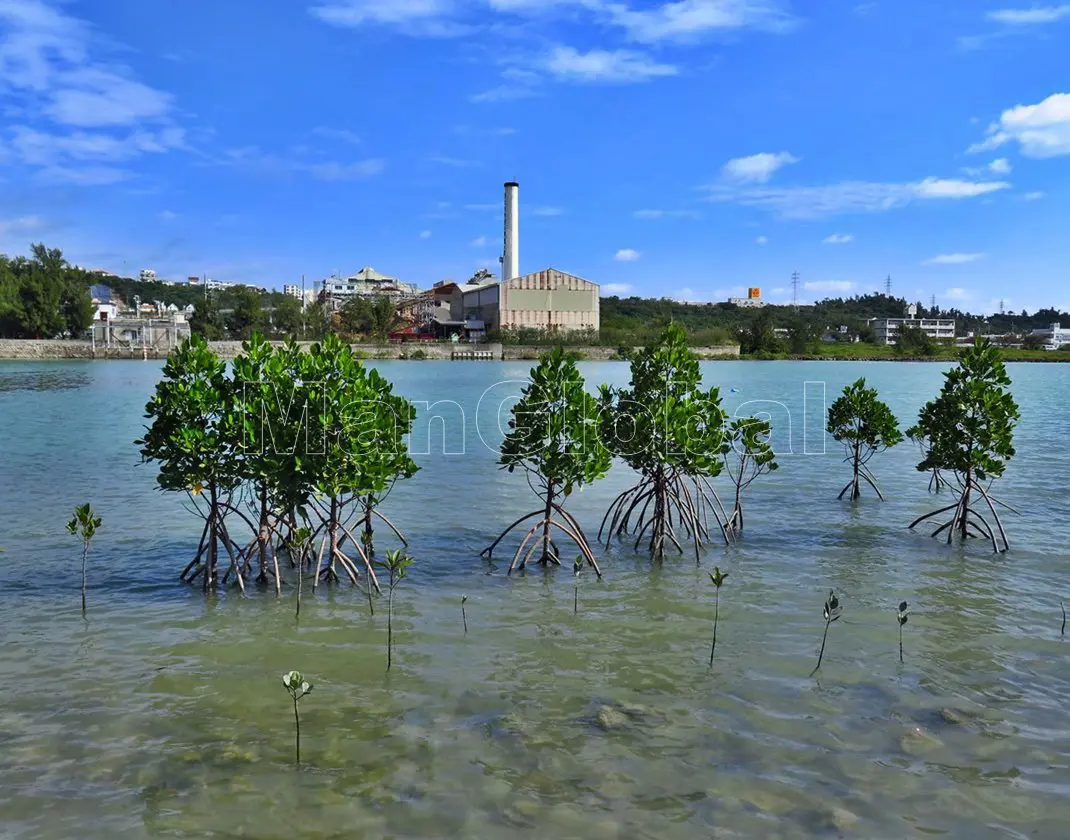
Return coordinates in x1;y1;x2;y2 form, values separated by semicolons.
899;725;943;755
595;706;629;731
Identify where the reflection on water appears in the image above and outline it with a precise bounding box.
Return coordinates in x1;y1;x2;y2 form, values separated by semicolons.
1;360;1070;839
0;368;91;393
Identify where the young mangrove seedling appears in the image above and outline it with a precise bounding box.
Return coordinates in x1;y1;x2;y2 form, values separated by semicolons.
573;557;583;615
291;526;311;620
709;567;728;665
811;590;842;676
282;670;313;766
66;503;101;615
897;601;909;663
461;595;469;635
375;549;415;671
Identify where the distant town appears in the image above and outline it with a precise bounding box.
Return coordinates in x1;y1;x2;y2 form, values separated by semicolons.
3;181;1069;356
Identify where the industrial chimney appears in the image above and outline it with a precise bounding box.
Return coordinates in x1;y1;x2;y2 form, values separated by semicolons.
502;181;519;282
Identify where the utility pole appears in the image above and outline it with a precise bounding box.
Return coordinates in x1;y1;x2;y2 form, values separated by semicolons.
791;271;800;310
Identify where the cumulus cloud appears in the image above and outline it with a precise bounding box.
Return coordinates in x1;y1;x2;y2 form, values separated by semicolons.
1023;190;1046;200
823;233;854;244
755;235;768;245
988;157;1012;174
944;287;973;300
720;151;799;184
923;253;986;265
969;92;1070;158
470;235;487;246
614;248;641;262
544;46;677;83
600;283;633;296
419;229;432;239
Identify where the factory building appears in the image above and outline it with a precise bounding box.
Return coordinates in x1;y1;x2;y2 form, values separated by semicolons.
465;268;599;332
462;181;600;334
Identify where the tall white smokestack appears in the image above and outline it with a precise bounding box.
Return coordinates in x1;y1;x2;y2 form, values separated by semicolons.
503;181;519;282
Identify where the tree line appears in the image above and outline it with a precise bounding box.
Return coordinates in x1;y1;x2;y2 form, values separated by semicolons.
0;245;94;339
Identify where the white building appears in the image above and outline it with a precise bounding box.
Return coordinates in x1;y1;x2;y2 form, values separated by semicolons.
282;284;303;299
869;304;956;345
323;267;418;300
139;269;157;282
1028;322;1070;350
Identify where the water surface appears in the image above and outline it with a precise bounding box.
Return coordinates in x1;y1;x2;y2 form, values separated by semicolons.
1;359;1069;839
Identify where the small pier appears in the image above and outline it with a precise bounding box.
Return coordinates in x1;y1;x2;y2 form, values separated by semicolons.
451;349;496;360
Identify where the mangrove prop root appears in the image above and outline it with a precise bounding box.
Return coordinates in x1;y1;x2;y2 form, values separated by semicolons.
910;477;1012;553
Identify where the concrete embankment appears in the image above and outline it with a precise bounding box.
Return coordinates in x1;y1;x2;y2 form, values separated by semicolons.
0;339;741;361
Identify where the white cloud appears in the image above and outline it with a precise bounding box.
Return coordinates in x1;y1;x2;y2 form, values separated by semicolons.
469;84;539;103
986;5;1070;24
988;157;1012;174
221;147;385;180
544;46;677;82
419;229;432;239
969;93;1070;158
309;0;471;37
671;287;697;301
46;69;173;127
8;125;185;166
0;215;49;239
755;235;768;245
923;253;986;265
614;248;641;261
531;205;564;216
604;0;794;43
471;235;487;246
944;287;973;300
464;203;498;211
1022;190;1046;200
633;208;700;219
804;280;854;293
35;165;131;185
600;282;633;296
703;176;1009;219
823;232;854;244
720;151;799;184
159;210;178;221
0;0;184;182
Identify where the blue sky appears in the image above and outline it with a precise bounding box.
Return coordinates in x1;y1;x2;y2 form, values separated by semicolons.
0;0;1066;312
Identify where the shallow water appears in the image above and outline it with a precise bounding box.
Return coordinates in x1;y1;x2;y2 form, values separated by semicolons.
1;359;1069;839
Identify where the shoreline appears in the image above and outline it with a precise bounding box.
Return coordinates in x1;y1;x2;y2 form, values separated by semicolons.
0;339;741;362
1;339;1066;363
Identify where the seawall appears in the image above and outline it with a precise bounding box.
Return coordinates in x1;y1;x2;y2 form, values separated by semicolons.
0;339;741;361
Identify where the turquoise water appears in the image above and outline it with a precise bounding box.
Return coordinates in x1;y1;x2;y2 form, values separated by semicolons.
1;359;1069;839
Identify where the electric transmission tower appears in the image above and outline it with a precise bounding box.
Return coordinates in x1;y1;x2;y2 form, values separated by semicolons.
791;271;800;310
884;275;892;296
